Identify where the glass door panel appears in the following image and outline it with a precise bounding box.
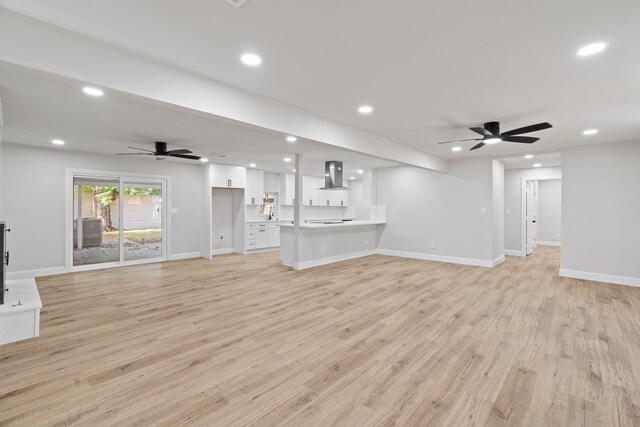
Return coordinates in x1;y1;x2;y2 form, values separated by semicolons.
122;181;164;261
73;177;121;266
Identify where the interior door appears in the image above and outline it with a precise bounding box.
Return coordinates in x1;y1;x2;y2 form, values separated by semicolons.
525;180;538;255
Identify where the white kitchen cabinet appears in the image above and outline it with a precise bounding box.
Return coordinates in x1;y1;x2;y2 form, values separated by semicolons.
280;173;295;205
303;176;324;206
268;228;280;247
245;169;264;205
255;228;269;249
211;164;246;188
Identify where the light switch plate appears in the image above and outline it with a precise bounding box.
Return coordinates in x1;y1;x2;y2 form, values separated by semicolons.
171;208;179;214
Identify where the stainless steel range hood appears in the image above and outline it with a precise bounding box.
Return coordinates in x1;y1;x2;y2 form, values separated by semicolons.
319;160;349;190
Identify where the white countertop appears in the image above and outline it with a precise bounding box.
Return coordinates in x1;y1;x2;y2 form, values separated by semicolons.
279;220;386;229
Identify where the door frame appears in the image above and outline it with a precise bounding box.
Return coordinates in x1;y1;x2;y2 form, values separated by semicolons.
519;175;559;256
65;168;171;273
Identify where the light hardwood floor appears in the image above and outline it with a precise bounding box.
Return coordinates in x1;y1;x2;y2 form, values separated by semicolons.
1;247;640;426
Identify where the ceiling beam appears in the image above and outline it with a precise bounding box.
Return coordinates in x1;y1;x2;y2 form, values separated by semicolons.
0;8;449;173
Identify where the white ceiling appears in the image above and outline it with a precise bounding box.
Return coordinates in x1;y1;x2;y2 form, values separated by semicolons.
0;64;398;177
1;0;639;159
500;152;562;170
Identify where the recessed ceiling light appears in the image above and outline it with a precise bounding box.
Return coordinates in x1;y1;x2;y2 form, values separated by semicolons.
286;136;297;143
293;169;296;172
82;86;104;97
524;154;534;159
583;128;598;135
451;146;462;152
350;176;355;180
51;139;65;145
533;163;542;168
484;137;502;145
199;158;209;163
241;53;262;66
357;169;364;174
249;163;256;167
577;42;607;57
283;157;292;162
358;105;374;114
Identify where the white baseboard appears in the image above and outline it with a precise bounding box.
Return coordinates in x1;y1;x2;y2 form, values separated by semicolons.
294;250;376;270
538;241;561;247
168;251;201;260
376;249;497;268
559;268;640;288
7;266;67;280
211;248;234;256
505;250;525;257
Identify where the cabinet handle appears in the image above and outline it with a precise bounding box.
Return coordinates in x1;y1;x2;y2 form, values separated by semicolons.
259;230;266;232
327;200;330;206
309;200;313;206
341;200;344;206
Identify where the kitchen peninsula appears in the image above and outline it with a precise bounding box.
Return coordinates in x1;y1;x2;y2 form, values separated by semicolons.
280;218;386;269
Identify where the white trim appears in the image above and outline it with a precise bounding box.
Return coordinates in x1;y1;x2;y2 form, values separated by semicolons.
245;248;280;254
505;249;525;257
211;248;235;256
559;269;640;288
168;251;201;260
537;241;561;247
7;266;67;280
376;249;498;268
293;250;376;270
491;255;505;267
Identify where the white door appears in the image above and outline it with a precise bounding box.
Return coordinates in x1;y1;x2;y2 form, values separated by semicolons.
525;180;538;255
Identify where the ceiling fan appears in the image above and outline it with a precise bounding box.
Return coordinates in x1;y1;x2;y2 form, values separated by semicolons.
437;121;553;150
116;141;202;160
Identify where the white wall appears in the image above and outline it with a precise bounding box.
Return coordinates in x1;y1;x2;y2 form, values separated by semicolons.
0;130;3;218
2;143;202;274
561;141;640;285
376;158;499;265
537;179;562;244
212;189;235;252
504;167;562;253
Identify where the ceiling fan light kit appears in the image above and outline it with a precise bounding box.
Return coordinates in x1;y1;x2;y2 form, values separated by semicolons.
437;121;552;151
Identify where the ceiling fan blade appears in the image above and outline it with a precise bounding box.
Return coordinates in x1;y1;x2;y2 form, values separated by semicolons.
166;149;192;155
502;122;552;136
437;138;481;145
470;142;486;150
502;136;539;144
169;153;202;160
127;146;157;153
470;127;492;136
116;152;153;155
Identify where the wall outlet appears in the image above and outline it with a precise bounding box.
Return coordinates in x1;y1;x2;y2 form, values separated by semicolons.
430;242;436;249
365;239;369;245
320;245;324;252
219;234;224;240
506;208;511;215
556;233;560;238
171;208;179;214
481;207;487;214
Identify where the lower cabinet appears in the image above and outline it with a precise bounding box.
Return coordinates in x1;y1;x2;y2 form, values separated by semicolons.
255;228;269;249
246;222;281;251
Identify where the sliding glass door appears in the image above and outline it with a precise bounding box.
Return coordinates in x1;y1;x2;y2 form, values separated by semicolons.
70;172;166;270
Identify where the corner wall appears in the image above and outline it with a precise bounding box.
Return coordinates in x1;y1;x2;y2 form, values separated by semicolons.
560;141;640;286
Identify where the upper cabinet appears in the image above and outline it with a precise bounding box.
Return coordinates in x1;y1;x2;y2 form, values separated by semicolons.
245;169;264;205
211;164;246;189
279;174;349;206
